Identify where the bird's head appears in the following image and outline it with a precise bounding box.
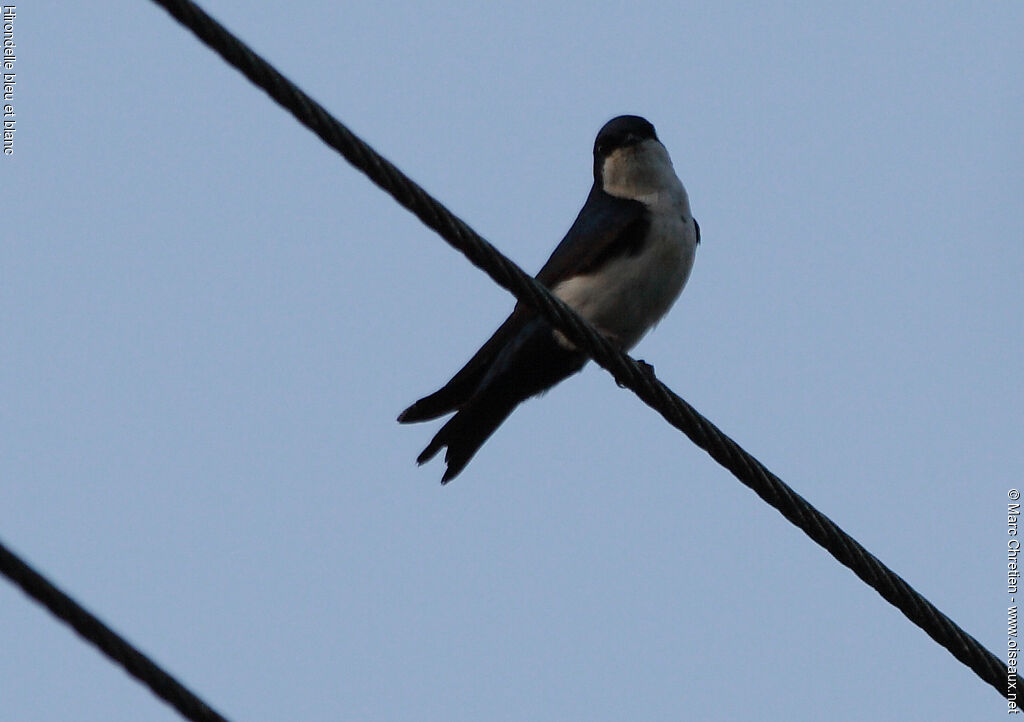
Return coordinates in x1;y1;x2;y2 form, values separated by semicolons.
593;115;676;201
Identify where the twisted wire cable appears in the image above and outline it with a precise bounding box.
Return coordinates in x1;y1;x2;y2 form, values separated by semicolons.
144;0;1008;697
0;3;1000;716
0;538;231;722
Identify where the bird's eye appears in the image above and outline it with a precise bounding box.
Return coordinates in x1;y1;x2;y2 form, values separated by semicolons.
596;142;607;155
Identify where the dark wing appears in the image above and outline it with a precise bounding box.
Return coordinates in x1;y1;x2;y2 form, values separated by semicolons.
398;186;647;424
415;317;587;482
535;186;649;287
397;308;532;423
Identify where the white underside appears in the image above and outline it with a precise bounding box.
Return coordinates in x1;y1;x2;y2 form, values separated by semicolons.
551;138;696;350
551;215;696;349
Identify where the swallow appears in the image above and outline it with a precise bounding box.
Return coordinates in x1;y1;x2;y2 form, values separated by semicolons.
399;115;700;482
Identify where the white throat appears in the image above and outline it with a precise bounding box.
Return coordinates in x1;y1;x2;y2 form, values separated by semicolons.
600;139;688;212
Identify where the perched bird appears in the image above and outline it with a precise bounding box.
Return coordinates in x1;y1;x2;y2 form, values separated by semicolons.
399;115;700;482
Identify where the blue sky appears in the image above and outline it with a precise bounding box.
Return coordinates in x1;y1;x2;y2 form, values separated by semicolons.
3;2;1022;720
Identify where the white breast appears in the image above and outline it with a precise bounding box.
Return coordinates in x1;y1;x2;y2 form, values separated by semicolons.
551;138;696;350
552;214;695;349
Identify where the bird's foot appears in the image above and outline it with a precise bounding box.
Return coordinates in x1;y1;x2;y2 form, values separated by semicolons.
616;360;655;388
636;359;655;376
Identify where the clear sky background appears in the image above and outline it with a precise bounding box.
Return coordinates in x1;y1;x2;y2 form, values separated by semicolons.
3;2;1022;720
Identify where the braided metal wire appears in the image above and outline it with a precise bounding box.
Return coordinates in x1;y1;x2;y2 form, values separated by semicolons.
0;539;230;722
0;1;989;713
146;0;1007;698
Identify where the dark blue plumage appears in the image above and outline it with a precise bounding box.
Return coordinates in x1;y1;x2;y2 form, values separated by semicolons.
399;116;699;482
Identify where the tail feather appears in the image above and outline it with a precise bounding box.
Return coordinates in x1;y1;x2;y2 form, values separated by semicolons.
404;316;587;481
416;397;517;483
398;387;465;424
398;311;528;424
